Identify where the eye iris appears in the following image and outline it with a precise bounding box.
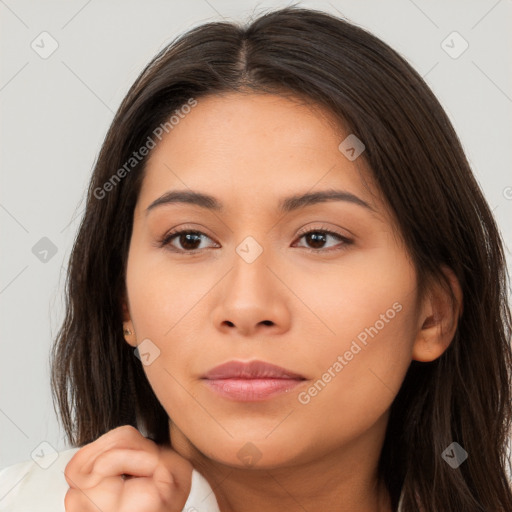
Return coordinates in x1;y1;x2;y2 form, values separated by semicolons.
168;230;338;252
179;232;202;250
306;232;327;249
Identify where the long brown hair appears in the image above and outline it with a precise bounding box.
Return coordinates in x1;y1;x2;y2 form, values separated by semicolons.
50;6;512;511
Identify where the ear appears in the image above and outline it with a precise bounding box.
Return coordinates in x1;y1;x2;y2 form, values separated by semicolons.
121;292;137;348
412;266;463;362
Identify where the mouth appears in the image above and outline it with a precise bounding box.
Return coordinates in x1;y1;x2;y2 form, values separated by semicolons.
201;360;307;402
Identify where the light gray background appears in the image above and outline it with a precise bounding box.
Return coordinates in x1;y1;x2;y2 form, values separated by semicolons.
1;0;511;469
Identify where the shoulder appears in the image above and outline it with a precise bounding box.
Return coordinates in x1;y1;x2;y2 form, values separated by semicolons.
0;447;221;512
0;447;80;511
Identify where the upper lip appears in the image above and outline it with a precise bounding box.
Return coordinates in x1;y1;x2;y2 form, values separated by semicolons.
202;360;305;380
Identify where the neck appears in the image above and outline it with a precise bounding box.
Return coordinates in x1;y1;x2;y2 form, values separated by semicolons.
169;415;393;512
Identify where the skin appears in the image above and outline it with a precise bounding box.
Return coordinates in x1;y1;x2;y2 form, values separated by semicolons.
64;426;192;511
119;92;462;512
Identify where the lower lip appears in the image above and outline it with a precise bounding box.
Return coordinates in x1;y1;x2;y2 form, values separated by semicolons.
203;378;304;401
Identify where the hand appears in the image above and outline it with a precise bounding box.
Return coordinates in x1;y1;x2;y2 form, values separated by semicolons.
64;425;193;511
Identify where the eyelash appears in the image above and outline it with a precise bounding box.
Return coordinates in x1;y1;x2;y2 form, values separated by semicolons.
157;225;353;254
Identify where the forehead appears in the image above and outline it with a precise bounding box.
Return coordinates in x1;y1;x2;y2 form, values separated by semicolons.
137;92;379;214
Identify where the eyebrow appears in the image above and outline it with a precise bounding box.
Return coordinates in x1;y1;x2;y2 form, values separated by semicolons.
145;189;374;215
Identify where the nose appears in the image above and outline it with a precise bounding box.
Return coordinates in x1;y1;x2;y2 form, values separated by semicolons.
211;246;291;337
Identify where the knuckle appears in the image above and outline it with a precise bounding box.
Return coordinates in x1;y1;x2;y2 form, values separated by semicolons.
64;488;72;508
64;488;84;511
133;481;163;509
63;467;75;488
64;453;83;483
113;424;141;436
108;424;142;444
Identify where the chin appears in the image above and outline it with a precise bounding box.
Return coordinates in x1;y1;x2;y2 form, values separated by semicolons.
203;437;307;470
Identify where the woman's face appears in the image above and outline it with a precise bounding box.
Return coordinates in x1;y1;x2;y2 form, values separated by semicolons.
123;92;424;469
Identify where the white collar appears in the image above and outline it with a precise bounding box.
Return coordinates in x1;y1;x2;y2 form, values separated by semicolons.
185;468;221;511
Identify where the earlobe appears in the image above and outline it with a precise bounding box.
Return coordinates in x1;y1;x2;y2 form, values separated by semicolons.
121;295;137;347
412;266;463;363
123;321;137;347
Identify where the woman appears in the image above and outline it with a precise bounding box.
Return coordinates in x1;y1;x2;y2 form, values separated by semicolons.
1;6;511;511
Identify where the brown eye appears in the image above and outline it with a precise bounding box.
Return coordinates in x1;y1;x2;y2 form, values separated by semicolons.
158;227;352;254
160;230;216;252
294;228;352;252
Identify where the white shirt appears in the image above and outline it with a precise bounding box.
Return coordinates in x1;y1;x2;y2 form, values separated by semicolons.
0;448;221;511
0;448;405;511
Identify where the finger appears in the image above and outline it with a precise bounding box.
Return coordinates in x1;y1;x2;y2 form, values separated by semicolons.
74;426;156;470
121;477;191;512
64;477;123;511
65;426;157;484
66;477;179;512
77;448;160;489
65;451;192;512
121;478;176;512
156;447;193;490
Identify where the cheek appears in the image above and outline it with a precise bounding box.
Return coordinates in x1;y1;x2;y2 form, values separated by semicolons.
293;254;418;435
125;242;207;339
124;248;192;420
294;317;413;453
291;243;418;355
124;244;215;404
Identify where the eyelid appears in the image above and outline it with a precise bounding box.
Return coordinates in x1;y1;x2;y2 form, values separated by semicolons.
292;225;353;253
158;223;353;253
295;223;352;239
157;223;218;249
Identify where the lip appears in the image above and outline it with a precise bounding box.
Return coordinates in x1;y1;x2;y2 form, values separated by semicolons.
201;360;306;401
202;360;305;380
